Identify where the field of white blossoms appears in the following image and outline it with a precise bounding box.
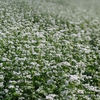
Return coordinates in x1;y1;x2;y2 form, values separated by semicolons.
0;0;100;99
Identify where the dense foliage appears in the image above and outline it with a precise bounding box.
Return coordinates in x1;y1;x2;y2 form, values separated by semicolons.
0;0;100;99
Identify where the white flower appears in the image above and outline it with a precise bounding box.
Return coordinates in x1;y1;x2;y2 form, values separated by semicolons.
46;94;57;100
30;62;37;65
70;75;79;81
22;32;30;36
58;62;71;66
0;82;3;87
0;75;4;80
34;72;40;76
35;32;44;38
4;89;8;93
47;79;53;85
2;57;10;61
8;41;13;44
9;81;17;84
19;97;25;100
86;36;91;41
77;89;84;94
46;96;53;100
8;85;14;89
26;75;31;79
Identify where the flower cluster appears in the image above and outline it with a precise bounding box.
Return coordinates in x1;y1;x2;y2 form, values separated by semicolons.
0;0;100;100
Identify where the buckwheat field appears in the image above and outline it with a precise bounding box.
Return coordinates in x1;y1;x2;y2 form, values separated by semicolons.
0;0;100;100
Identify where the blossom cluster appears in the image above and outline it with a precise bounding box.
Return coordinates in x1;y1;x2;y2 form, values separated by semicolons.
0;0;100;100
